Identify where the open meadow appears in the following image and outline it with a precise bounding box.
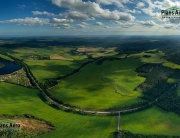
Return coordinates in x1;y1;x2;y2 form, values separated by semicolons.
0;82;117;138
48;57;146;110
121;107;180;136
24;59;82;83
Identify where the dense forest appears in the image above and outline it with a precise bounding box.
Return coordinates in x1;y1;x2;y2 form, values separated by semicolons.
136;63;180;114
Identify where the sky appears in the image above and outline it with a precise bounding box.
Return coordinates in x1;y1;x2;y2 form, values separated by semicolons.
1;0;180;36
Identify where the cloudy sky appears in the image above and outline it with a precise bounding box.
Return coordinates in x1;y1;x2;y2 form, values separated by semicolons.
1;0;180;36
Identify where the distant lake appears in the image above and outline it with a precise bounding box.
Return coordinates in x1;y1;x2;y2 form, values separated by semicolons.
0;59;22;75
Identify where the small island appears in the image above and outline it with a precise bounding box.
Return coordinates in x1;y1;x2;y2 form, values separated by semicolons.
0;62;4;69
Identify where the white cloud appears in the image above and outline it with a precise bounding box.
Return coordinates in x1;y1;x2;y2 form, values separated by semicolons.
114;21;136;28
50;23;71;29
82;22;89;26
50;18;73;29
96;0;130;8
104;26;110;28
140;20;157;27
76;24;87;28
136;2;145;8
0;17;50;26
64;11;92;21
32;11;56;17
52;18;73;23
164;24;174;29
51;0;135;21
154;0;180;10
94;22;103;25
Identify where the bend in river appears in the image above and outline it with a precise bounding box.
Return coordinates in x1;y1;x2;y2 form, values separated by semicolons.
0;59;22;75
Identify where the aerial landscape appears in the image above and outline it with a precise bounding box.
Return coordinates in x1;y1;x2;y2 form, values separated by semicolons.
1;0;180;138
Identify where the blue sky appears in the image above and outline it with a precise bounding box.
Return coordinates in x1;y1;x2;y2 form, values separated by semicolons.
1;0;180;36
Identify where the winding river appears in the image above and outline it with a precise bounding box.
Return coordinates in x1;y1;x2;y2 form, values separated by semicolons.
0;59;22;75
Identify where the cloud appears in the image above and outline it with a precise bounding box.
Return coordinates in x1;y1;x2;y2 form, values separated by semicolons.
104;26;110;28
141;0;180;21
81;22;89;26
64;11;92;21
76;24;87;28
94;22;103;25
0;17;50;26
52;18;73;23
154;0;180;10
169;18;180;24
140;20;157;27
50;18;73;29
136;2;145;8
114;21;136;28
96;0;130;8
50;23;71;29
51;0;135;21
17;4;26;9
32;11;56;17
164;24;174;29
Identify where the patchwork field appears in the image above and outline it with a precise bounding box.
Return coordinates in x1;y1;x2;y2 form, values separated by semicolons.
121;107;180;136
50;56;74;61
76;47;118;58
0;82;117;138
7;47;91;61
49;57;146;110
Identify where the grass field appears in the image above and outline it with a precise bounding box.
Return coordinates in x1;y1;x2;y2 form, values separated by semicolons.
49;57;146;110
121;107;180;136
0;82;117;138
24;59;82;83
129;50;165;63
0;62;4;69
163;61;180;69
167;78;180;83
0;54;14;61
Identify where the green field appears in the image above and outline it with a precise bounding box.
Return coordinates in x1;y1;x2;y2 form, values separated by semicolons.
49;57;146;110
0;62;4;69
163;61;180;69
121;107;180;136
0;82;117;138
129;50;165;63
0;54;14;61
24;59;82;83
